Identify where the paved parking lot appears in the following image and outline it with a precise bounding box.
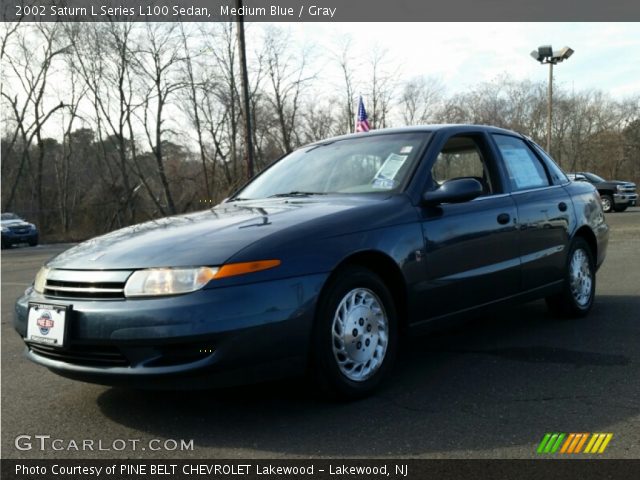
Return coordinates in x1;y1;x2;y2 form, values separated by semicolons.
1;210;639;459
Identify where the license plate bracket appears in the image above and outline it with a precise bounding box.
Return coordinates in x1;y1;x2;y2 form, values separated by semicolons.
26;303;70;348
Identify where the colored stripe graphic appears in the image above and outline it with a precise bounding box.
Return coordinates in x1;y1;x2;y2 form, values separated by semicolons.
537;433;565;453
585;433;614;454
597;434;613;453
560;433;575;453
538;433;613;454
537;433;552;454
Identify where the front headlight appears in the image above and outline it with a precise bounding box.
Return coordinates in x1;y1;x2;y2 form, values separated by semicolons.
616;184;624;191
33;266;50;293
123;260;281;298
124;267;219;298
1;226;8;233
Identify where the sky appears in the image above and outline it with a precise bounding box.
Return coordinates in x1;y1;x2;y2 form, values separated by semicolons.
277;22;640;99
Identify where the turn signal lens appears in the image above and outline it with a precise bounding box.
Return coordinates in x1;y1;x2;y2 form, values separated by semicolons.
215;260;281;279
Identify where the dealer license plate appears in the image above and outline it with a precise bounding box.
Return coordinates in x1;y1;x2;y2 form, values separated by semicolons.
26;303;68;348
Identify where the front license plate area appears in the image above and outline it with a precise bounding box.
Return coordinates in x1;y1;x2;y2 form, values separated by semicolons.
26;303;69;348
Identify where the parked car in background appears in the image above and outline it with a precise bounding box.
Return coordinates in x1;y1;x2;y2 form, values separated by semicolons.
567;172;637;213
14;125;608;398
1;213;38;248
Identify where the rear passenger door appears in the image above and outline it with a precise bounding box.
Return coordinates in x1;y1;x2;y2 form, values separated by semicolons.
491;134;572;291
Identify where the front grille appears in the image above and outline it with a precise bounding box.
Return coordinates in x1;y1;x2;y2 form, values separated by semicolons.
44;280;125;299
44;270;131;300
29;343;130;367
9;226;30;234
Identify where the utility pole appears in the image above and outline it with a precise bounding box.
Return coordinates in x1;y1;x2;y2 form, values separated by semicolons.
236;0;255;179
547;62;553;153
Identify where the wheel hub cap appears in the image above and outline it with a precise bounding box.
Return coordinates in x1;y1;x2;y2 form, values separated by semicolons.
331;288;388;382
569;248;592;307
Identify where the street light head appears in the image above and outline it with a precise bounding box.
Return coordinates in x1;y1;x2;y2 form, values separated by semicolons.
538;45;553;58
530;50;543;62
555;46;574;60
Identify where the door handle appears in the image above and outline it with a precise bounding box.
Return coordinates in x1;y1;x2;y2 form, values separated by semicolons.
497;213;511;225
558;202;568;212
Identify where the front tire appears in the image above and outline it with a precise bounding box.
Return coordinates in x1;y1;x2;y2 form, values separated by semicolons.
312;266;398;399
546;237;596;318
601;195;613;213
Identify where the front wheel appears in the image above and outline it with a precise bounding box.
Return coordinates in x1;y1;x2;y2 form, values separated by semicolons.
312;266;398;399
546;237;596;318
601;195;613;213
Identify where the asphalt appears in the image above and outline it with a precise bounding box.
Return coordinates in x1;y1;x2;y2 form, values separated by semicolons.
1;210;639;459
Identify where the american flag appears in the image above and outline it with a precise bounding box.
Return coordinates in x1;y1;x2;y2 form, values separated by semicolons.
355;96;370;132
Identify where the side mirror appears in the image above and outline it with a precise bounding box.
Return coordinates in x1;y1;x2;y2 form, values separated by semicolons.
422;178;484;206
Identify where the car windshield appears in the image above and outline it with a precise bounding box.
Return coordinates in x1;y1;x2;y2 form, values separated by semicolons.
235;132;430;200
583;172;606;183
1;213;20;221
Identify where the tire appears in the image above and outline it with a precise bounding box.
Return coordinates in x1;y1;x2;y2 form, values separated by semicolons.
546;237;596;318
28;238;38;247
614;205;628;213
311;266;398;399
601;195;613;213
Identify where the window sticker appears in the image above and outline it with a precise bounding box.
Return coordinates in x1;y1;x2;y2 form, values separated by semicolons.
372;178;396;189
500;147;545;188
400;146;413;154
373;153;407;182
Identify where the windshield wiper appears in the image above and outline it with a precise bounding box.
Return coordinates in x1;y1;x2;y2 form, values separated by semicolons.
268;191;327;198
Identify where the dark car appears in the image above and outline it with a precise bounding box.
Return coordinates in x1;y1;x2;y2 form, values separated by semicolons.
14;125;608;397
567;172;637;213
1;213;39;248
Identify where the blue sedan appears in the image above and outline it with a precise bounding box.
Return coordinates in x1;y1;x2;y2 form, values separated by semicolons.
14;125;608;397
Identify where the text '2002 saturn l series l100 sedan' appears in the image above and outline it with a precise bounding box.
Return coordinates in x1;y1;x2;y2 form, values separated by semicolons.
14;125;608;398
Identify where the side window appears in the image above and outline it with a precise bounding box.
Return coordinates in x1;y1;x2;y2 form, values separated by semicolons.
492;135;550;191
430;135;495;195
530;142;569;185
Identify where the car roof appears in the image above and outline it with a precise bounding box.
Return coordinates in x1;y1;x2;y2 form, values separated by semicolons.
307;124;525;146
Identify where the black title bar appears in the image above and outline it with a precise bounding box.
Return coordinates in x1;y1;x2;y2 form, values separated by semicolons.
2;0;640;22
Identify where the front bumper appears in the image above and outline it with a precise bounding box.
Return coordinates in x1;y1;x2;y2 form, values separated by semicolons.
14;273;328;388
613;193;637;206
2;231;38;246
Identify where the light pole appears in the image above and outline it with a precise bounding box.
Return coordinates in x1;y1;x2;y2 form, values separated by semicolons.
530;45;574;152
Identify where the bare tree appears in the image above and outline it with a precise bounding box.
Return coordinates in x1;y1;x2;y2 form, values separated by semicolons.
1;23;67;222
262;26;315;154
400;75;444;125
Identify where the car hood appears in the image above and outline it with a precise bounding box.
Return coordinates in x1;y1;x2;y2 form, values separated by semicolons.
1;220;30;227
47;196;390;270
608;181;636;187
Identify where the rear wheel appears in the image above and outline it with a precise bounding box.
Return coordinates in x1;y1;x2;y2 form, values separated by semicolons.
312;266;398;399
601;195;613;213
546;237;595;318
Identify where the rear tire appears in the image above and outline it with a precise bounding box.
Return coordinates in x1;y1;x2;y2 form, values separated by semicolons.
601;195;613;213
546;237;596;318
311;266;398;399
